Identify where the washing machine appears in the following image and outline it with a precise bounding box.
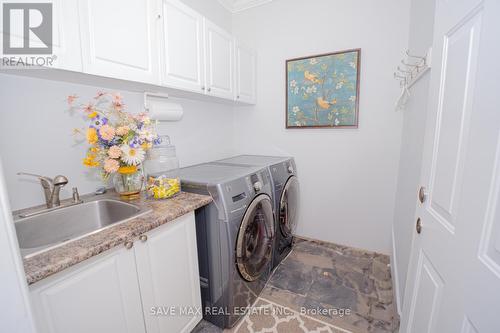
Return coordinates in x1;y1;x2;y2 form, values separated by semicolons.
214;155;300;269
179;163;275;329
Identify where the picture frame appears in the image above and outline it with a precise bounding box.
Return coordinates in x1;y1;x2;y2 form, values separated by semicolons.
286;48;361;129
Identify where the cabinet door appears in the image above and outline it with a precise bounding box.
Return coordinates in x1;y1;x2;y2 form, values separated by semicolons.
204;19;234;99
135;212;202;333
78;0;159;84
161;0;205;93
30;246;145;333
0;0;82;71
235;42;256;104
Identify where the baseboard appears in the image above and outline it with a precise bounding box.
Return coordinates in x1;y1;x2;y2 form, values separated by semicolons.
391;226;403;316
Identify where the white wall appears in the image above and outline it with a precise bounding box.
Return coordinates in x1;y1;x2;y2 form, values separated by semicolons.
0;74;234;210
232;0;410;254
391;0;436;309
180;0;232;32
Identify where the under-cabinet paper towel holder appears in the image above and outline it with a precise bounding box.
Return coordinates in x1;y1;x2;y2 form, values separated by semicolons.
143;92;169;111
143;92;184;122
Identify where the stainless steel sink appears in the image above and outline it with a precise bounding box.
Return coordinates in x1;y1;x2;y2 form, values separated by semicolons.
15;199;152;257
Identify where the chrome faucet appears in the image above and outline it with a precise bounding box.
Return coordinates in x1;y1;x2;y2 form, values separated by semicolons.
18;172;69;208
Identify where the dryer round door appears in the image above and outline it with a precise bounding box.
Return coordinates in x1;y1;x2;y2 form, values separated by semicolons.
279;176;300;238
236;194;275;282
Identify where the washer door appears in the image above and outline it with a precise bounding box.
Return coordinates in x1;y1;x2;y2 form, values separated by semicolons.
279;176;300;237
236;194;275;282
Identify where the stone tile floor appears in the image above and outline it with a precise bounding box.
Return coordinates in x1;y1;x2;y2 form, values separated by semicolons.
192;237;399;333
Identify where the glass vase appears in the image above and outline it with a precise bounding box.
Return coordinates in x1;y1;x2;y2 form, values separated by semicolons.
112;165;144;200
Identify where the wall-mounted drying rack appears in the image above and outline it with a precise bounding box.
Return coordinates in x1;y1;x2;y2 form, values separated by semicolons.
394;48;432;110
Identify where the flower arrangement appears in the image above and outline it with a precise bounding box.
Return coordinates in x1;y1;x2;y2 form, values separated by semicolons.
68;92;160;180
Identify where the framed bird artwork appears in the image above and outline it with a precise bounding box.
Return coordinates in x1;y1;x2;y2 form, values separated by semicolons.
286;49;361;128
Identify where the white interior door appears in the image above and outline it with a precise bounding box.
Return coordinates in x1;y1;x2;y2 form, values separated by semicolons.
401;0;500;332
79;0;159;84
204;19;234;99
161;0;205;93
0;159;36;333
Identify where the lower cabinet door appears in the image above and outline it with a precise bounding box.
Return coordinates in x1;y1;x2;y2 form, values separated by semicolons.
134;211;202;333
30;246;146;333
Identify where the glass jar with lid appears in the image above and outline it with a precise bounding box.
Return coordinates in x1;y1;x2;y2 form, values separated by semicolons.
144;135;181;199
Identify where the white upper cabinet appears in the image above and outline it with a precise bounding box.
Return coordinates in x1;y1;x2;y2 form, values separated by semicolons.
50;0;82;71
2;0;256;104
78;0;160;84
235;41;256;104
161;0;205;93
204;19;234;99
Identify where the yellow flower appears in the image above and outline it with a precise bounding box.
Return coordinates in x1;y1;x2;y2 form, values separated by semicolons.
141;142;152;150
87;111;98;119
118;165;137;175
83;154;99;167
87;128;98;144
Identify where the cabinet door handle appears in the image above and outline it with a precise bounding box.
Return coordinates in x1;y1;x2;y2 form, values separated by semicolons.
418;186;428;203
124;241;134;249
139;234;148;242
416;218;422;234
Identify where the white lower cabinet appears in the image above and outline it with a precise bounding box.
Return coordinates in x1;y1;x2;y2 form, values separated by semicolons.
30;245;145;333
30;212;201;333
135;212;202;333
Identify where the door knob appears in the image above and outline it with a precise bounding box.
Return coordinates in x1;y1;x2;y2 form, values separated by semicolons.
207;87;212;92
124;241;134;249
139;234;148;242
416;218;422;234
418;186;428;203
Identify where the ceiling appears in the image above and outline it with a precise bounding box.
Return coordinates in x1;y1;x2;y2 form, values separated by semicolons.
217;0;272;13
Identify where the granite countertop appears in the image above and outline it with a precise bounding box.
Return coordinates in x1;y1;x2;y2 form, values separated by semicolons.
19;191;212;285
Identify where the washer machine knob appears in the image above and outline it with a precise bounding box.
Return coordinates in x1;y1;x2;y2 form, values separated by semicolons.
287;165;294;174
253;181;262;192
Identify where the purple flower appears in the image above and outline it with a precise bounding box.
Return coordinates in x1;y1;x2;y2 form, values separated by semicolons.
89;115;108;129
153;136;162;146
129;136;142;148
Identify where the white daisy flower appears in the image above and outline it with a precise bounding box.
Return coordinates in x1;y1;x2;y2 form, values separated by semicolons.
334;118;340;126
290;80;297;88
120;145;145;165
309;58;318;65
292;106;300;114
336;82;344;89
349;96;356;102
